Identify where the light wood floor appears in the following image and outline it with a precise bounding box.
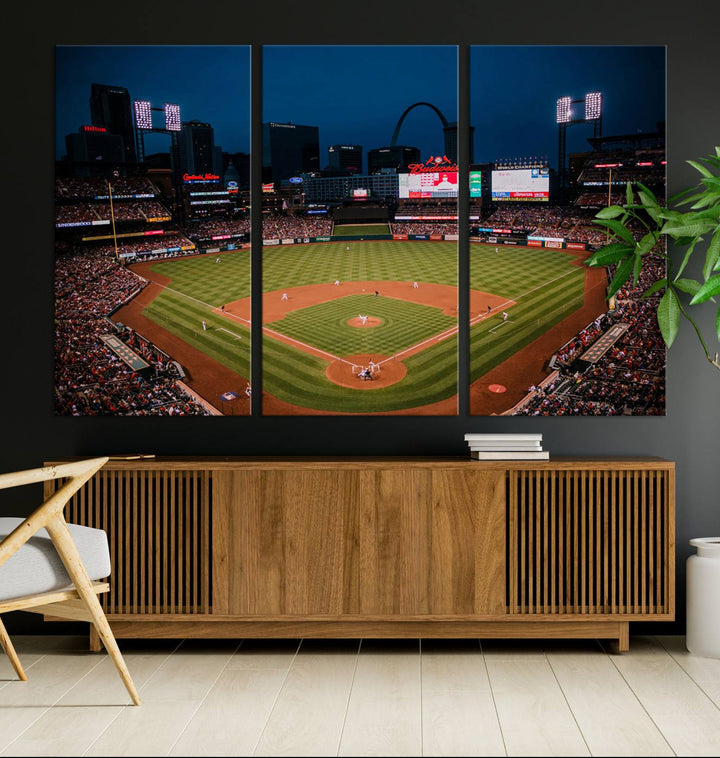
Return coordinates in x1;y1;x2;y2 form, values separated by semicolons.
1;634;719;756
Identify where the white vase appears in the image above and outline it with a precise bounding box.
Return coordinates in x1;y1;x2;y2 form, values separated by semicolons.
686;537;720;658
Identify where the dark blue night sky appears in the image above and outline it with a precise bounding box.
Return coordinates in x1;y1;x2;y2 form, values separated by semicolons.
470;45;665;164
55;46;251;158
262;45;458;166
55;44;665;170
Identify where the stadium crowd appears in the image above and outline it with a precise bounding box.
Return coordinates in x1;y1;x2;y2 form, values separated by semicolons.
262;213;333;238
513;254;666;416
391;222;457;235
54;247;210;416
55;176;158;199
182;217;250;239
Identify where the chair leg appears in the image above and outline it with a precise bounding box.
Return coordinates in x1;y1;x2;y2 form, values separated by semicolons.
0;616;27;681
45;517;142;705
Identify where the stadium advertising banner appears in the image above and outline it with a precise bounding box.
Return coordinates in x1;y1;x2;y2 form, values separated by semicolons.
491;168;550;202
398;171;458;199
183;173;220;184
469;171;482;197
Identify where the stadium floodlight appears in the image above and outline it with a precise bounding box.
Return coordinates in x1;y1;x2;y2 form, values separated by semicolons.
134;99;153;130
556;96;572;124
164;103;181;132
585;91;603;121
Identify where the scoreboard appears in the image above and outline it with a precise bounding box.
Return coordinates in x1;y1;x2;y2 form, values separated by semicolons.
491;168;550;202
398;171;458;199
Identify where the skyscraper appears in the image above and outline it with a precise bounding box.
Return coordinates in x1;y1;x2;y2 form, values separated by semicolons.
178;121;221;177
262;122;320;183
89;83;137;164
443;123;475;164
327;144;363;174
367;145;420;174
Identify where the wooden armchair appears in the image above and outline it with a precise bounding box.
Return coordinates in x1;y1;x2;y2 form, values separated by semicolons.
0;457;141;705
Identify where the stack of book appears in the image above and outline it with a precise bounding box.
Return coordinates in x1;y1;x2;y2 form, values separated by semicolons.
464;433;549;460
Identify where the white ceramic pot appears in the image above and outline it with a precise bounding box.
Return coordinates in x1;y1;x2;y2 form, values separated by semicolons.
686;537;720;658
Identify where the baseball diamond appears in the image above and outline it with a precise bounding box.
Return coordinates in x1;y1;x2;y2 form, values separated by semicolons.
111;239;604;415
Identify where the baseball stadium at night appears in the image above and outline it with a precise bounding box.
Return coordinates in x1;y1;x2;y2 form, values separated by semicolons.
54;44;665;416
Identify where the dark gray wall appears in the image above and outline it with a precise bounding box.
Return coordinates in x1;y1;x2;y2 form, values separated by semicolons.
2;0;718;635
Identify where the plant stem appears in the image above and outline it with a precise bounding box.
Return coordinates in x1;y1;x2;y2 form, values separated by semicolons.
673;288;720;373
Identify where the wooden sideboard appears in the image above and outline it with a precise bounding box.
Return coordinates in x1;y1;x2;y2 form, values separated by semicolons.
44;457;675;651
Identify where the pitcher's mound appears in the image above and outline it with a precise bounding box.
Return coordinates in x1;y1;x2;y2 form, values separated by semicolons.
326;353;407;389
347;316;383;328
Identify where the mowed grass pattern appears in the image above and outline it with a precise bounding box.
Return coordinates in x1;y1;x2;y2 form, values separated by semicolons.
140;250;251;380
136;241;587;413
262;241;456;289
469;243;586;383
266;294;456;357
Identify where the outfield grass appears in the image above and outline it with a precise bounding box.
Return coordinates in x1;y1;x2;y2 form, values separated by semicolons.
137;241;588;413
263;240;456;290
332;223;390;237
140;250;251;380
469;243;586;382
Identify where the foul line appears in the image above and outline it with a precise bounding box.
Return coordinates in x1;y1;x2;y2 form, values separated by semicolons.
262;326;353;365
149;281;253;327
218;328;244;340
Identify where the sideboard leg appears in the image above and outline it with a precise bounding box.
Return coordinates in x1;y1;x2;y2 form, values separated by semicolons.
606;622;630;654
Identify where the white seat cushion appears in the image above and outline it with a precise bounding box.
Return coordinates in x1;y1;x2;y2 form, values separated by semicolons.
0;518;111;602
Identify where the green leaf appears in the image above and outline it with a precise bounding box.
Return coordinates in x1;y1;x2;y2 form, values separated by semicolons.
595;205;625;219
584;243;634;267
637;231;659;254
671;186;699;204
674;237;700;280
641;278;668;298
662;219;716;239
690;193;720;210
626;181;634;206
701;177;720;191
690;274;720;304
657;288;681;347
688;159;714;178
632;253;643;286
593;218;635;244
607;256;635;298
703;227;720;281
637;191;662;224
717;305;720;343
635;182;657;200
673;278;701;296
702;155;720;170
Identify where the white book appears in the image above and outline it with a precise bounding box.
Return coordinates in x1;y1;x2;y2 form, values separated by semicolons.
464;433;542;441
471;450;550;460
469;444;543;451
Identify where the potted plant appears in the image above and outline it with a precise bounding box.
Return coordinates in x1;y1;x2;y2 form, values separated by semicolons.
584;146;720;372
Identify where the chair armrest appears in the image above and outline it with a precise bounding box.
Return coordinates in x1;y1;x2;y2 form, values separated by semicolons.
0;457;108;491
0;457;109;569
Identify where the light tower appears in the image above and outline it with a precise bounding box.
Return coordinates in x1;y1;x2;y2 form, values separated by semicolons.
133;98;183;216
556;91;603;199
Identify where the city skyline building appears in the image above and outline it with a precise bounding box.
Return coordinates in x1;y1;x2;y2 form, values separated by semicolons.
262;122;320;183
89;83;137;164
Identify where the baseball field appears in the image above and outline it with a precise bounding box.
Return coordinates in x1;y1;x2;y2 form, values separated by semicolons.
115;239;602;415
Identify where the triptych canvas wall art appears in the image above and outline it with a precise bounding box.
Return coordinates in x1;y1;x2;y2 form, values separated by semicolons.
54;44;666;417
